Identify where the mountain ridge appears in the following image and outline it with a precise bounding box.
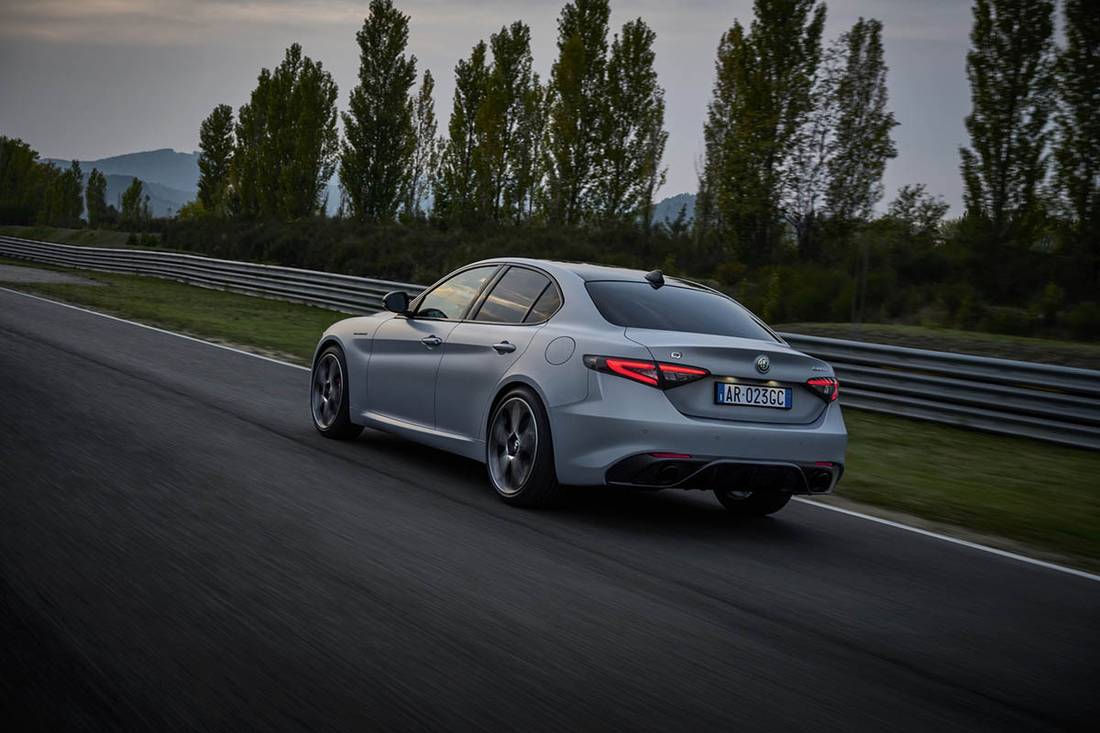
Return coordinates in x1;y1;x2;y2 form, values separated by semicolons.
46;148;696;222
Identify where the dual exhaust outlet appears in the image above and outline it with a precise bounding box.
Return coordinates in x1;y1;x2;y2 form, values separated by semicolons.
610;454;840;494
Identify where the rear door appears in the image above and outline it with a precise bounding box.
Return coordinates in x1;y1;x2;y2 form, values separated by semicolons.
365;265;498;428
434;266;561;440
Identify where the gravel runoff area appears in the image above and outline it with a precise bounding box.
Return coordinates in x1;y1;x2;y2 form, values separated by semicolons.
0;263;104;286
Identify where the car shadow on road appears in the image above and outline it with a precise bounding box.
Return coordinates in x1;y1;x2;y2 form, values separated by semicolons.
354;429;811;544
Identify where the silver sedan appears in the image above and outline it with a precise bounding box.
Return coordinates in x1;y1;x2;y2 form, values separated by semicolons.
311;259;847;514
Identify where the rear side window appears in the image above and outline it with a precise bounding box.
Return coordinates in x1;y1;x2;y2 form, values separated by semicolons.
585;281;777;341
475;267;556;324
525;285;562;323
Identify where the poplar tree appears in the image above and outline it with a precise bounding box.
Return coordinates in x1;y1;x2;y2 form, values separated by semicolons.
436;41;489;221
782;38;841;258
959;0;1055;236
231;67;269;217
85;168;108;228
234;44;339;219
825;18;897;224
197;104;234;214
1053;0;1100;287
595;18;668;227
545;0;611;225
63;160;84;224
509;77;548;222
698;0;825;264
475;21;537;222
0;137;44;224
340;0;417;222
120;177;146;227
405;69;438;217
37;161;83;227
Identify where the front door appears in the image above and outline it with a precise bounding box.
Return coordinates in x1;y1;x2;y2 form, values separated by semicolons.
365;317;456;427
365;265;499;428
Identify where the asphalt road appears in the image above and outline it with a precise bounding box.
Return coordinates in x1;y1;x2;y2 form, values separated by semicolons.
1;287;1097;732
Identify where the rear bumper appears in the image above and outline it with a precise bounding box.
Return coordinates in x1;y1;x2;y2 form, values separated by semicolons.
549;372;847;487
605;454;842;494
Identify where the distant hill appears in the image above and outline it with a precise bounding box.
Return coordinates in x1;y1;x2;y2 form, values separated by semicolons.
99;175;193;218
48;149;200;193
652;192;695;225
47;148;199;218
44;147;695;222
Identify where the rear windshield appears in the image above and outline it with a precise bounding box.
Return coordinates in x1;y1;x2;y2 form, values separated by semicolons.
585;281;777;341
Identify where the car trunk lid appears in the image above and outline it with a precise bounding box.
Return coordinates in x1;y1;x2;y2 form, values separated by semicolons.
625;328;833;425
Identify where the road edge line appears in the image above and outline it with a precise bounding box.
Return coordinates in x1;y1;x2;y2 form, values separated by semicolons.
793;497;1099;582
0;285;310;371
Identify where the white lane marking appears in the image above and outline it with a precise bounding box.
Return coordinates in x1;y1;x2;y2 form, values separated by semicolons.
793;498;1100;583
3;286;1097;583
0;286;310;371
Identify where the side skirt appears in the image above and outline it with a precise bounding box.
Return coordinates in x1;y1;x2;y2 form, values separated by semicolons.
359;410;486;463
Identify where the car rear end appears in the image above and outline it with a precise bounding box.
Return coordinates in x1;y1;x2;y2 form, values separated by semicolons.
549;278;847;494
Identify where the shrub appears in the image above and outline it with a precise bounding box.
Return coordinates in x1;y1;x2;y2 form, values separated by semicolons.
1031;281;1066;326
1063;302;1100;341
980;306;1036;336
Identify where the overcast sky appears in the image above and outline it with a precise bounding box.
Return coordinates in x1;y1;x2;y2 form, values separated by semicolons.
0;0;973;211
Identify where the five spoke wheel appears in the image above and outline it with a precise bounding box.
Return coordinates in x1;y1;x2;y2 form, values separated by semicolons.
311;347;362;440
488;397;538;496
312;352;344;429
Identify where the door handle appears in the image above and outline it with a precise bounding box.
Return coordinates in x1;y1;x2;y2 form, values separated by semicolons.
492;341;517;354
421;335;442;348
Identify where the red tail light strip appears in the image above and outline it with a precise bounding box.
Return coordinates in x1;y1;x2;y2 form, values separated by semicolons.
605;358;659;386
584;355;710;389
806;376;840;402
658;363;707;376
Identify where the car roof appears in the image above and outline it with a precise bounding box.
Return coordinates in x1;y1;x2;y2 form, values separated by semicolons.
471;257;707;289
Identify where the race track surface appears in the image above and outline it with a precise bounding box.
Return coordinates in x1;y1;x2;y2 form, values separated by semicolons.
1;288;1097;731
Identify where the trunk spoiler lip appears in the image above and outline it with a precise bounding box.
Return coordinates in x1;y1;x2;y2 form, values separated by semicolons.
622;327;797;353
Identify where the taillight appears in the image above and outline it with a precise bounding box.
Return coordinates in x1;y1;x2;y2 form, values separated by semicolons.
602;357;660;386
806;376;839;402
584;355;709;389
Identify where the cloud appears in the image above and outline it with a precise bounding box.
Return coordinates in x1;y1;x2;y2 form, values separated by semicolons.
0;1;369;45
0;1;582;45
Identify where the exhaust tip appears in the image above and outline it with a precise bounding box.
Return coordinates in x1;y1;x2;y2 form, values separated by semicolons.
657;464;682;484
808;469;834;493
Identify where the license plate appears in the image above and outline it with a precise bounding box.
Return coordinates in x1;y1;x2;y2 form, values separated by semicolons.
714;382;792;409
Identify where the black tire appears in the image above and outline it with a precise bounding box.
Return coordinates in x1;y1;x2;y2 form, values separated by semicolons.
310;346;363;440
714;489;791;517
486;386;562;507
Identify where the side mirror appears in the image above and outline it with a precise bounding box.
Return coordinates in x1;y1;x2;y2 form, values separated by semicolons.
382;290;411;315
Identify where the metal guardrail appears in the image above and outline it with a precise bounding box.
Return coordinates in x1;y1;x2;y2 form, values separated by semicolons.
779;334;1100;450
0;235;424;313
3;234;1098;450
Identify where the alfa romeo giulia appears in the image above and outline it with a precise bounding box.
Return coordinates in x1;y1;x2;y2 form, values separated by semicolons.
311;259;846;514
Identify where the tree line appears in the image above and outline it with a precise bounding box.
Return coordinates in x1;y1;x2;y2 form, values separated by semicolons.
190;0;666;230
0;137;154;229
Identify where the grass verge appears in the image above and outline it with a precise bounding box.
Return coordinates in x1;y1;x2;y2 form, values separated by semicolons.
0;259;342;363
2;260;1098;565
777;321;1100;370
838;410;1098;564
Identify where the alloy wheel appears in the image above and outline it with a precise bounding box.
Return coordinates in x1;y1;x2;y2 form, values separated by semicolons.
312;353;343;429
488;397;538;495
